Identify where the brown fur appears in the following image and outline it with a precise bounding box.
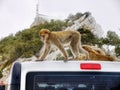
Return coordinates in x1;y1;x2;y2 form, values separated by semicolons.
82;45;116;61
83;45;106;55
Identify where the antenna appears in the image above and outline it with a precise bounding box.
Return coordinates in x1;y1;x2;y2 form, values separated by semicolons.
35;0;52;19
36;0;39;16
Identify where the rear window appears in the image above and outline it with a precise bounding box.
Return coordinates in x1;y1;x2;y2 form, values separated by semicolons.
26;72;120;90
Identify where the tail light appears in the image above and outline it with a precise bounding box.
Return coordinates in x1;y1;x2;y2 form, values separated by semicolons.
80;63;101;70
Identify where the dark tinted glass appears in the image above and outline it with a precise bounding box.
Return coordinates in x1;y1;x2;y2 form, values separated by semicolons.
26;72;120;90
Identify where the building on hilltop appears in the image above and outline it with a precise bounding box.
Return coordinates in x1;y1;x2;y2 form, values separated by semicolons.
30;14;48;27
30;1;48;27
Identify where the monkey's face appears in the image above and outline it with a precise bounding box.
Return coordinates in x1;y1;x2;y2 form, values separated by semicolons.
39;29;50;43
40;33;49;42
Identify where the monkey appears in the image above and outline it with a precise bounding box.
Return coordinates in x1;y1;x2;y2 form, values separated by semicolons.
82;45;106;55
82;45;116;61
38;29;89;61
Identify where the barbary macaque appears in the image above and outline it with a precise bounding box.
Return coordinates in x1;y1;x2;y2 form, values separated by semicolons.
82;45;116;61
38;29;89;61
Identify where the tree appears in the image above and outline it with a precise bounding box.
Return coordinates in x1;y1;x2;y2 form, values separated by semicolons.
78;28;98;45
106;31;120;45
115;45;120;57
67;12;83;22
67;14;75;21
103;31;120;54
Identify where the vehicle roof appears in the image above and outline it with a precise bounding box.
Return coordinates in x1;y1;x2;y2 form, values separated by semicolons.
21;61;120;72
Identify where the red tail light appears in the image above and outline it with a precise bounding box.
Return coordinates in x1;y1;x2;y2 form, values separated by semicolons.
80;63;101;70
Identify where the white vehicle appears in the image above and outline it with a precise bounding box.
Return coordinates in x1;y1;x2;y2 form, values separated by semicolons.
7;61;120;90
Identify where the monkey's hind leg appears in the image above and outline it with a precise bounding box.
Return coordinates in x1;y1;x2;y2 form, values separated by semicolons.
54;40;68;61
70;39;80;60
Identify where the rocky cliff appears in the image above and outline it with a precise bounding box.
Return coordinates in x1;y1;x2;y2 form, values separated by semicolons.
66;12;104;37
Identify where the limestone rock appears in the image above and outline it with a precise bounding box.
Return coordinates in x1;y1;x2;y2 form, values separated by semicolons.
66;12;104;37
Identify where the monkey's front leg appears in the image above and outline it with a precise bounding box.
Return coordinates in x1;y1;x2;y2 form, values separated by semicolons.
38;44;51;61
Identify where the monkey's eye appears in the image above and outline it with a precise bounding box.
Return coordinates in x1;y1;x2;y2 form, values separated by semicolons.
44;32;48;34
41;35;45;38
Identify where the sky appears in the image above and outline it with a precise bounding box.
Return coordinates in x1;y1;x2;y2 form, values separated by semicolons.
0;0;120;39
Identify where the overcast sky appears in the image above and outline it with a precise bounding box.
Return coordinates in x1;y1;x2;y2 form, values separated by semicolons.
0;0;120;39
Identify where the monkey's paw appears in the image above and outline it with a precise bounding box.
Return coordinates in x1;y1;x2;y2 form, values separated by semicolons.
76;54;86;60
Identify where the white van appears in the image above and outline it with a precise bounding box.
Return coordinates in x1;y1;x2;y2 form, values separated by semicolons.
7;61;120;90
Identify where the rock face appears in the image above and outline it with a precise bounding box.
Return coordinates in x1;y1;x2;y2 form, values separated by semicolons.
66;12;104;37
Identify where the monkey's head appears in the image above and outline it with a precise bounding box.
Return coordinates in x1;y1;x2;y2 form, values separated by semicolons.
39;29;51;43
82;46;91;52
